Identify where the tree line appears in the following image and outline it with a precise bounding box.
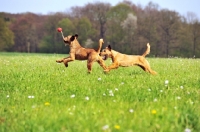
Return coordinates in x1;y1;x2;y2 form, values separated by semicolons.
0;1;200;58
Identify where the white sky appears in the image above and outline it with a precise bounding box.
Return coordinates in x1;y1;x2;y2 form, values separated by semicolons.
0;0;199;18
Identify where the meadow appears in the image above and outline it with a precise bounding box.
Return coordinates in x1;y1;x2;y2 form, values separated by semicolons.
0;52;200;132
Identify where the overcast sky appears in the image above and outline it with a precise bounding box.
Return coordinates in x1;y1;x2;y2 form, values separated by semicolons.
0;0;199;18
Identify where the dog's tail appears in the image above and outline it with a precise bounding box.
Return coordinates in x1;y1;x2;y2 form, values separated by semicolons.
142;43;150;57
97;38;104;54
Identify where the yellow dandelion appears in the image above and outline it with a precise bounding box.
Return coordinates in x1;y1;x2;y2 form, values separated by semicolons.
45;102;50;106
114;125;120;129
151;110;157;114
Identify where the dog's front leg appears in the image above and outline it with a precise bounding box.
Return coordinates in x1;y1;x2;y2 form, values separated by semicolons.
97;57;107;71
104;62;119;72
56;56;70;63
63;53;75;67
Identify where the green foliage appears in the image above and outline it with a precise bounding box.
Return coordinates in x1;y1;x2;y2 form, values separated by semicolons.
58;18;75;35
0;18;14;51
1;52;200;132
106;3;135;51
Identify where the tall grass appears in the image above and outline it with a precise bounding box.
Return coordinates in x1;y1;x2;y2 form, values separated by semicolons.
0;52;200;132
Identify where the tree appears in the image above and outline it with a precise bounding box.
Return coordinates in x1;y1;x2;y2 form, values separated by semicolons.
186;12;200;57
71;2;111;39
121;13;137;53
0;17;14;51
158;10;181;57
39;13;66;53
106;3;135;52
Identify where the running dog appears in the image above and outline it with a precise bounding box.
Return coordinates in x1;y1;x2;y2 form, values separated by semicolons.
56;34;107;73
100;43;157;74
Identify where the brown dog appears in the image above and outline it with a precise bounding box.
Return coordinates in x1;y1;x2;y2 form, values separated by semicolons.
56;34;107;73
100;43;157;74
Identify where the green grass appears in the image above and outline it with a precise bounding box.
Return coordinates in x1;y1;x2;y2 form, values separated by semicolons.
0;52;200;132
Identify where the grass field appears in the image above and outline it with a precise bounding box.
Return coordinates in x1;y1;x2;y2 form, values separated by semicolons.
0;52;200;132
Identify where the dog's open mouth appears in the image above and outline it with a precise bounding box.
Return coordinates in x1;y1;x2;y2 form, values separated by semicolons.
101;55;108;60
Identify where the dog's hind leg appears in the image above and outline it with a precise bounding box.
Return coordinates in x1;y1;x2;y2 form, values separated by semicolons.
87;60;94;73
137;61;157;75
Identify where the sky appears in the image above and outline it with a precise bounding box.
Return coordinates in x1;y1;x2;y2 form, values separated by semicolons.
0;0;200;18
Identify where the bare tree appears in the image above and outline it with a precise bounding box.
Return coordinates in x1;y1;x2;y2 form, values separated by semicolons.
186;12;200;57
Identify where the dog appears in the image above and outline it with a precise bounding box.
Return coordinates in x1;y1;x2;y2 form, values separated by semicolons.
100;43;157;75
56;34;107;73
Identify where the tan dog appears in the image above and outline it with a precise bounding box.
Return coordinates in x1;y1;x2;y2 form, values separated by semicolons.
56;34;107;73
100;43;157;74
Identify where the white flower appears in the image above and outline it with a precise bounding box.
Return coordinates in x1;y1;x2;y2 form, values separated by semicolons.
109;90;113;94
85;96;89;100
102;125;109;130
98;77;101;81
148;88;151;91
180;86;184;89
176;96;181;100
108;90;114;96
129;109;134;113
165;80;169;85
115;88;118;91
28;95;34;98
109;93;114;96
70;94;75;98
160;90;163;93
174;106;177;109
121;82;124;85
184;128;191;132
154;98;158;102
6;95;9;98
103;93;106;96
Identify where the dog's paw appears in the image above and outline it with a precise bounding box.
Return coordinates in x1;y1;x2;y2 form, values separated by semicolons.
56;60;62;63
64;63;68;67
104;69;110;73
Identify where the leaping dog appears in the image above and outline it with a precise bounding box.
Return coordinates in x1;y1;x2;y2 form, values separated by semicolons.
100;43;157;75
56;34;107;73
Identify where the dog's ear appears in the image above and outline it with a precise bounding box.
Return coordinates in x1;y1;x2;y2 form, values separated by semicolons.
108;45;112;51
70;36;75;41
74;34;78;39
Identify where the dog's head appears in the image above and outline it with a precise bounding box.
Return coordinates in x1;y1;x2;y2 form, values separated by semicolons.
63;34;78;46
100;45;112;60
